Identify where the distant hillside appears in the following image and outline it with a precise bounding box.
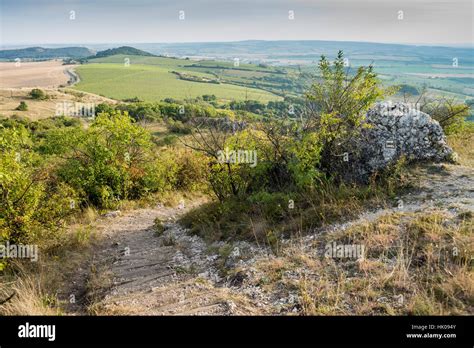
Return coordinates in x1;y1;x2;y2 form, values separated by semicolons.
93;46;156;59
131;40;474;64
0;47;93;60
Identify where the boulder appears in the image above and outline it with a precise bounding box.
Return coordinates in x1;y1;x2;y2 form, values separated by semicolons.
341;102;454;182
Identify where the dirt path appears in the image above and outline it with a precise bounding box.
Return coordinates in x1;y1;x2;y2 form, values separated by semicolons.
66;200;264;315
327;163;474;232
66;163;473;315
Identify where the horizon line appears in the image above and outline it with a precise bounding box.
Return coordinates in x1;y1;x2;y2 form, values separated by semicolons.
1;38;473;50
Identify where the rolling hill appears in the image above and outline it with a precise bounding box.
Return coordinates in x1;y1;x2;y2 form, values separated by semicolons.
93;46;156;59
0;46;93;60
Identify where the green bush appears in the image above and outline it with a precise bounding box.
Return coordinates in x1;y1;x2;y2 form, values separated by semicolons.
50;111;208;207
29;88;47;100
188;51;390;201
16;101;28;111
94;103;115;116
167;119;191;134
306;51;390;176
117;102;161;121
0;124;76;247
422;99;471;135
47;111;156;208
248;191;292;222
142;150;179;194
174;149;209;191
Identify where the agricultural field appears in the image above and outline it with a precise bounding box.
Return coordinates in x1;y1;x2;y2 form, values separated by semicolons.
12;44;472;106
0;60;73;88
2;47;472;121
132;40;474;101
0;88;116;120
286;60;474;102
73;55;284;102
298;59;474;101
0;60;115;120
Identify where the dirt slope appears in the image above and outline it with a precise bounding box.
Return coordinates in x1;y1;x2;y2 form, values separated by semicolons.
68;163;473;315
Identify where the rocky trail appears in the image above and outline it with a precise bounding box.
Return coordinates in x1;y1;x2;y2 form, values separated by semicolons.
342;163;474;228
65;200;265;315
66;163;473;315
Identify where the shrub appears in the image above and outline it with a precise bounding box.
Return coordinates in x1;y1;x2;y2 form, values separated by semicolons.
173;149;209;191
248;191;292;222
167;119;191;134
421;99;471;135
142;150;179;194
0;148;44;244
117;102;161;122
16;101;28;111
94;103;115;116
396;84;419;96
0;125;76;247
187;51;390;200
215;109;236;119
48;111;156;208
29;88;47;100
202;94;216;102
305;50;390;176
122;97;142;103
288;132;324;189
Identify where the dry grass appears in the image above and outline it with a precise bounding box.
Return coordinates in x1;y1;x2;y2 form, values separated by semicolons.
0;257;71;315
0;219;97;315
0;88;116;120
0;269;61;315
85;266;114;314
448;125;474;168
248;209;473;315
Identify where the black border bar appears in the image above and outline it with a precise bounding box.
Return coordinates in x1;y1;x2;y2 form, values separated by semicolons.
0;315;472;346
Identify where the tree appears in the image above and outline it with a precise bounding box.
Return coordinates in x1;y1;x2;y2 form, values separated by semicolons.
94;103;115;116
397;84;420;98
202;94;217;102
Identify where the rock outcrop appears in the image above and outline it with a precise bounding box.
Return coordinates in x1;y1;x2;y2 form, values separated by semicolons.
342;102;454;182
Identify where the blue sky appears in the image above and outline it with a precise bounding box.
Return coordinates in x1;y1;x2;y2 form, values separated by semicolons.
0;0;472;45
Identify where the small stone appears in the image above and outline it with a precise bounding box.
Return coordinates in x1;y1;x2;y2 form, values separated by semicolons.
103;210;121;218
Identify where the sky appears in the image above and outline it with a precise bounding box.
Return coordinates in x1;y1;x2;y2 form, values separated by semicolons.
0;0;473;46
